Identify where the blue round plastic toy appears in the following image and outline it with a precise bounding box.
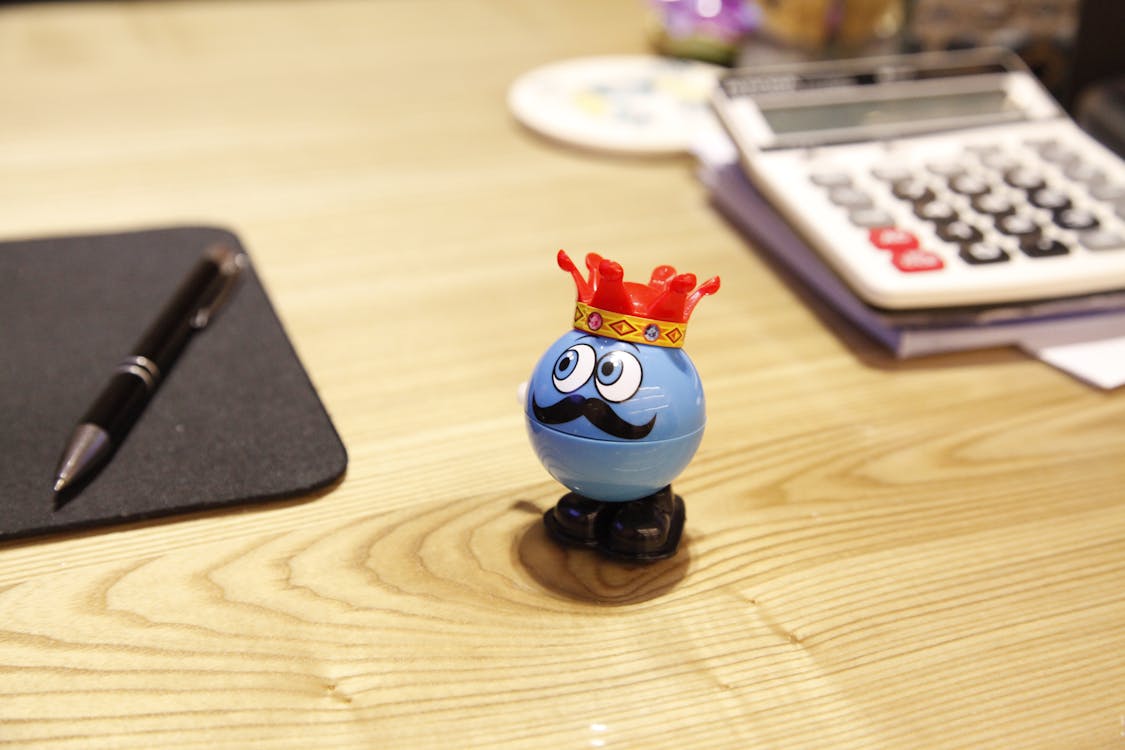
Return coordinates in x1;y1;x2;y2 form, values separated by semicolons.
525;250;719;561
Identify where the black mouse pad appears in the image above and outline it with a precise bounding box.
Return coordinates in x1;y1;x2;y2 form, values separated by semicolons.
0;226;348;541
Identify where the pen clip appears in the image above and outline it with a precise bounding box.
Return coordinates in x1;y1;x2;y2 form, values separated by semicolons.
191;243;248;329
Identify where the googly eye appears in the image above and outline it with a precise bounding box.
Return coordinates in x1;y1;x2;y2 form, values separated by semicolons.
594;350;642;402
551;344;596;393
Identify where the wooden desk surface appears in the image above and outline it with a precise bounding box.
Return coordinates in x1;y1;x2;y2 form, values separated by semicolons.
2;1;1123;747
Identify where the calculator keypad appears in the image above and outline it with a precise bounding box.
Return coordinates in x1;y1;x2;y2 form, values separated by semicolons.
810;135;1125;280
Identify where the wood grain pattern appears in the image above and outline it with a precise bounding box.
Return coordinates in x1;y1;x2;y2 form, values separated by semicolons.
2;1;1124;747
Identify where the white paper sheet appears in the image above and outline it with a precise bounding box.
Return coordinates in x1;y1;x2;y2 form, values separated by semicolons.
1021;329;1125;390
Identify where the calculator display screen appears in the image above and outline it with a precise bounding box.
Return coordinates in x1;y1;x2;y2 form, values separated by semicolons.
760;89;1017;137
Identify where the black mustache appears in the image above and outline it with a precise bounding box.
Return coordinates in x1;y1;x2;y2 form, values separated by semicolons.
532;394;656;440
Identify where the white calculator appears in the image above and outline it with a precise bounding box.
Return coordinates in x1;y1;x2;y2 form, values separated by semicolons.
712;48;1125;310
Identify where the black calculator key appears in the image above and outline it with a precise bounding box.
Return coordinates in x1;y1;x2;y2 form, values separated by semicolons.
1054;208;1099;231
1020;236;1071;258
1004;167;1046;191
915;201;957;224
972;193;1015;216
937;221;984;244
1029;188;1071;211
892;179;935;203
996;214;1040;237
959;242;1010;265
948;174;990;196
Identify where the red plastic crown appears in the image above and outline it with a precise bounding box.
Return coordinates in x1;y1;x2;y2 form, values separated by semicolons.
558;250;720;348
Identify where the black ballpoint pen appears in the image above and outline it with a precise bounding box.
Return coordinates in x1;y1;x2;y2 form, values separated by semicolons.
52;243;246;505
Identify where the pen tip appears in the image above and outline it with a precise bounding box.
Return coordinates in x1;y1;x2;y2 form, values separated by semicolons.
51;423;111;508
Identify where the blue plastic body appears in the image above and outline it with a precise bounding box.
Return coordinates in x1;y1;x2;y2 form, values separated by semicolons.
525;330;706;502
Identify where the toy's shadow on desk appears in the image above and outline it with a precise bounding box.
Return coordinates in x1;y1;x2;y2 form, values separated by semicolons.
513;504;690;605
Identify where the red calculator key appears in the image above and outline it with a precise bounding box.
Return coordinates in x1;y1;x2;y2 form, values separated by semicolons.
892;247;945;273
869;227;919;253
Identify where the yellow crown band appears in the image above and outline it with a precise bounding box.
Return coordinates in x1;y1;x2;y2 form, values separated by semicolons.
572;301;687;348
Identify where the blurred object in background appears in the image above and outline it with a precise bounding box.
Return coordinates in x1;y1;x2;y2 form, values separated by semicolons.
646;0;760;65
729;0;907;67
647;0;1123;154
757;0;905;56
1077;76;1125;158
903;0;1079;100
1070;0;1125;155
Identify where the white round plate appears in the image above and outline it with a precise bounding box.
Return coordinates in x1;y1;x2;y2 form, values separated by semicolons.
508;55;722;155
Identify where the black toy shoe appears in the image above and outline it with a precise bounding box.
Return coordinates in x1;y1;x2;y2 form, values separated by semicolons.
543;492;610;549
601;485;685;562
